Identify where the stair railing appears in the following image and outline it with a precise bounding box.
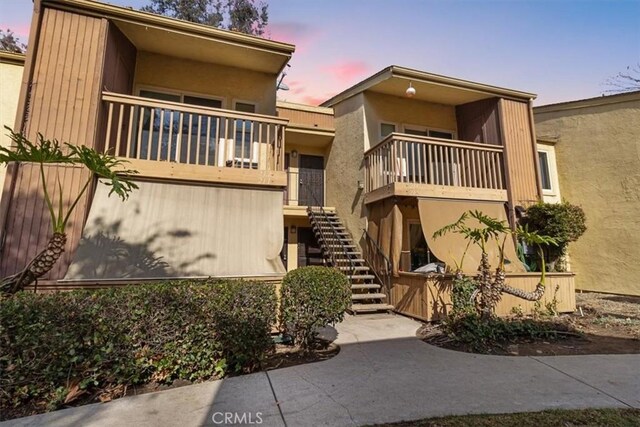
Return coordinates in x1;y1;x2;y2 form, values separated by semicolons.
362;229;392;295
303;183;356;280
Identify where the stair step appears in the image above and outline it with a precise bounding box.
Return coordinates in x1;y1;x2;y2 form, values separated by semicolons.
351;284;381;290
350;303;394;313
337;266;370;271
351;293;386;300
347;274;376;280
334;258;366;263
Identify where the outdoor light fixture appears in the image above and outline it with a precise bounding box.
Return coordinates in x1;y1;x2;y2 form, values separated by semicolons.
291;150;298;158
357;180;364;190
291;225;297;234
406;81;416;98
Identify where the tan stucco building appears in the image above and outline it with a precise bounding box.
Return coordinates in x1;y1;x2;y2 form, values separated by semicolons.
534;91;640;296
0;52;26;201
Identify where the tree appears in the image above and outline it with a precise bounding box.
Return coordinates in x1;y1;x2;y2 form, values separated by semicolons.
0;128;138;296
433;210;557;318
142;0;268;36
603;63;640;94
0;29;26;54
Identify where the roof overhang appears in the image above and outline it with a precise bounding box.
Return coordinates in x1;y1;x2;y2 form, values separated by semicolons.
534;90;640;114
0;51;26;66
43;0;295;74
322;65;536;107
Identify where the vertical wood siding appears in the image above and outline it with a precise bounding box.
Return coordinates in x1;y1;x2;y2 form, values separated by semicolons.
455;98;501;145
276;106;334;129
0;9;107;280
500;99;540;207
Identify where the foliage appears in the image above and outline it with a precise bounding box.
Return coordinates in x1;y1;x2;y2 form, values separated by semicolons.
279;266;351;350
0;279;276;420
603;63;640;94
434;210;557;317
142;0;268;36
0;128;138;234
523;202;586;271
450;276;477;316
443;313;560;353
0;29;26;53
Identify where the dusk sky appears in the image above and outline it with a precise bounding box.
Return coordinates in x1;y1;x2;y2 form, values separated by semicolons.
2;0;639;106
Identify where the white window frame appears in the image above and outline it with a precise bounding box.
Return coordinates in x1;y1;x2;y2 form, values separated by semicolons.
402;123;457;140
537;145;560;196
136;84;226;109
233;99;259;114
379;121;399;139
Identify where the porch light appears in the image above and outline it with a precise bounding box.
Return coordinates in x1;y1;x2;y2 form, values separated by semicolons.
406;82;416;98
291;225;297;234
291;150;298;158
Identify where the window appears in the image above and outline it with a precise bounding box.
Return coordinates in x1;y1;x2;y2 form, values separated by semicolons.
538;151;552;191
380;123;396;138
234;102;257;168
428;130;454;139
408;222;440;271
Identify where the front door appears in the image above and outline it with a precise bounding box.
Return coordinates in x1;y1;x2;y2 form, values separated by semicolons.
297;227;323;267
298;155;324;206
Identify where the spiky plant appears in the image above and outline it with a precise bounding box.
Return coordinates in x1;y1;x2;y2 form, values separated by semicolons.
0;127;138;295
433;210;557;317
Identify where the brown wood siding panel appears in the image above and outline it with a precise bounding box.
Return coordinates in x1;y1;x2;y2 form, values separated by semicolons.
276;107;334;129
0;164;90;279
0;9;107;281
455;98;501;145
391;273;575;321
24;8;106;147
501;99;540;206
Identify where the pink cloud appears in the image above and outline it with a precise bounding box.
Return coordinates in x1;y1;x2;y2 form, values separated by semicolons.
322;60;371;84
266;22;323;53
301;95;327;106
0;22;30;39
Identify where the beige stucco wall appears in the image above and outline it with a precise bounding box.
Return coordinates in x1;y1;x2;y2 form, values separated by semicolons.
0;57;25;201
363;91;457;150
326;93;368;246
134;51;277;115
534;93;640;296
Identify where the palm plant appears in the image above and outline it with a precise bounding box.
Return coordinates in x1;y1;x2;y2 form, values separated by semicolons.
0;127;138;295
433;210;557;317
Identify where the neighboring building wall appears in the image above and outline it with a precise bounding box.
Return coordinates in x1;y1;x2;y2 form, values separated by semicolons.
134;52;277;115
363;91;457;150
0;53;25;202
326;93;367;244
534;92;640;296
0;7;108;280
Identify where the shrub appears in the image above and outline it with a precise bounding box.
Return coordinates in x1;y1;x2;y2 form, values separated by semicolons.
0;279;276;420
523;202;586;271
279;266;351;349
450;276;477;316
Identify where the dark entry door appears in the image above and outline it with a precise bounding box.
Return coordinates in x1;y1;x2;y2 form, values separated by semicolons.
298;155;324;206
297;227;323;267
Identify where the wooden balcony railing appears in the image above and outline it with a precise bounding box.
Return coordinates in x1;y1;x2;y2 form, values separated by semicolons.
364;133;506;194
102;92;287;183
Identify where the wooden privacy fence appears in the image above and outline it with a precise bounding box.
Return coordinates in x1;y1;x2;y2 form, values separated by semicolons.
102;92;287;172
390;272;576;321
364;133;506;193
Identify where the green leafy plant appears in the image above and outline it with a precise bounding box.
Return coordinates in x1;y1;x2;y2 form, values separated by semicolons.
0;127;138;295
279;266;351;350
0;279;276;420
434;210;557;318
523;202;586;272
450;276;477;317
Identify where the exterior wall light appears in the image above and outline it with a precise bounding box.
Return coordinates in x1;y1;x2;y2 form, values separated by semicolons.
357;180;365;189
406;81;416;98
291;225;297;234
291;150;298;158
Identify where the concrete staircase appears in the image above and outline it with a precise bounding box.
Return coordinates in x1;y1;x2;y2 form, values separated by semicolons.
307;207;393;314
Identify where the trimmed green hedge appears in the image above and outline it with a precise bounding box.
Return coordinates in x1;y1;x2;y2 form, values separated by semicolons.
0;280;276;419
280;266;351;349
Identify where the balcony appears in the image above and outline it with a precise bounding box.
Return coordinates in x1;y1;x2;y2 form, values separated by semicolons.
102;92;287;187
363;133;507;203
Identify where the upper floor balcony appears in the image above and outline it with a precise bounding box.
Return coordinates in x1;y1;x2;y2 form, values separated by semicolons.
363;132;507;203
102;92;287;187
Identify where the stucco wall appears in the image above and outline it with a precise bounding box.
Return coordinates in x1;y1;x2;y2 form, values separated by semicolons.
363;91;457;150
534;93;640;296
134;51;277;115
326;93;368;246
0;58;24;199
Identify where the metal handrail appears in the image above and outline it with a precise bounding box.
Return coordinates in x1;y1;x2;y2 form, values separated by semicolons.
303;183;356;279
362;228;392;294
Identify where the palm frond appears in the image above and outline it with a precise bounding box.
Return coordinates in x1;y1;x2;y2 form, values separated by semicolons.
433;211;468;239
0;127;73;165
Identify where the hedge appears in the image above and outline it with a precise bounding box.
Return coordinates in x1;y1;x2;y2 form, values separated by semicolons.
0;280;276;420
280;266;351;349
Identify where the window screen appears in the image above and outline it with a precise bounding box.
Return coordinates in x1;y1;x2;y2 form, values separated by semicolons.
538;151;552;190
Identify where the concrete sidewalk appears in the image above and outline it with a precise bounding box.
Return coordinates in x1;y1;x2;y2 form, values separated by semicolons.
3;314;639;427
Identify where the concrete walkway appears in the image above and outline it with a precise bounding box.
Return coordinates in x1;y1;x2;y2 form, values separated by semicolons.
4;314;639;427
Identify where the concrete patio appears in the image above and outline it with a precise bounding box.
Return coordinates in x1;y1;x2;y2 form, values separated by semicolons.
3;314;639;427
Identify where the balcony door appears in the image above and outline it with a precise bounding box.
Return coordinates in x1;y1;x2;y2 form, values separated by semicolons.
298;155;324;207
